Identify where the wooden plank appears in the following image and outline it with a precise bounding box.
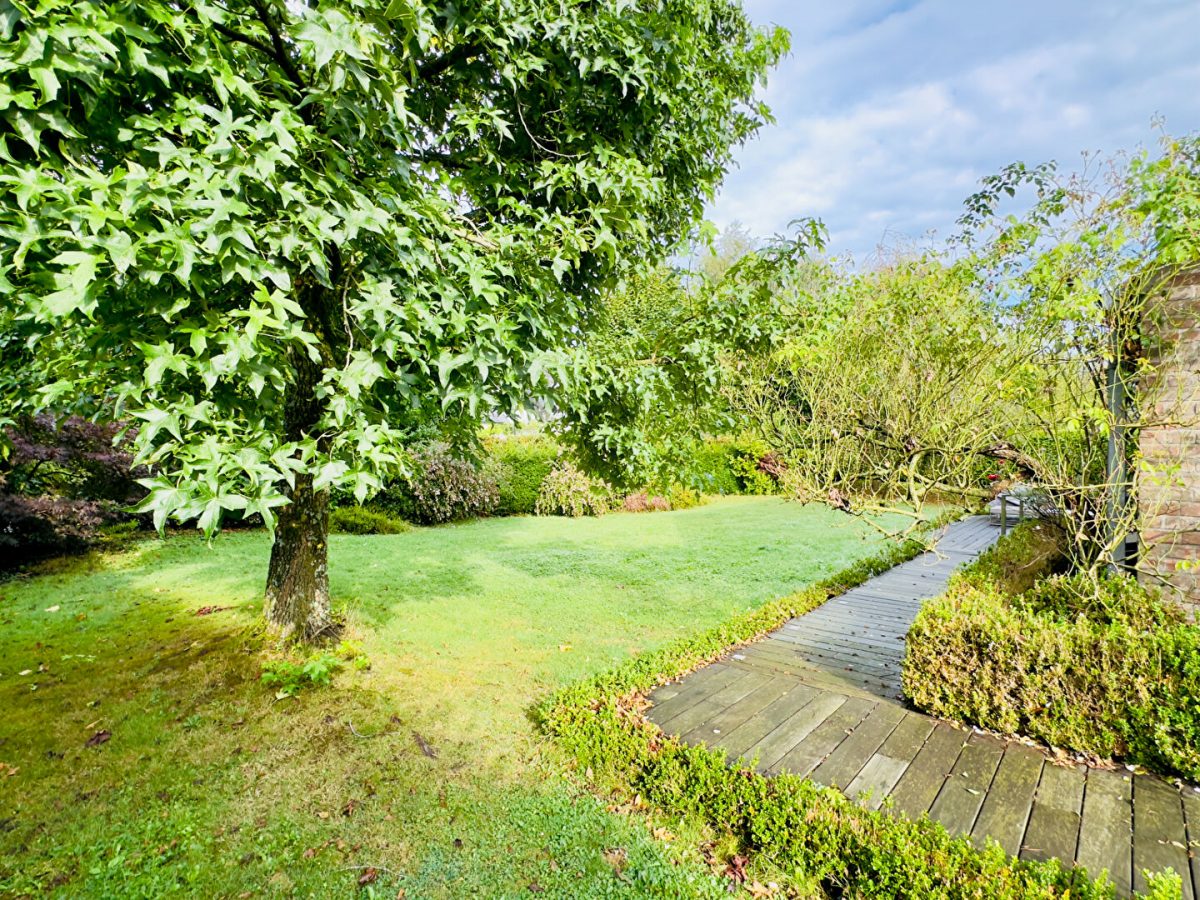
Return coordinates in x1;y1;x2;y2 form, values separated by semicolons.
756;638;900;679
847;714;936;810
1076;768;1132;897
809;702;906;789
1132;774;1192;899
656;669;771;736
1021;762;1085;866
1180;789;1200;900
887;723;969;820
769;695;876;776
732;648;889;694
741;692;848;772
970;743;1043;856
715;685;822;760
928;733;1005;838
647;663;740;726
679;676;800;747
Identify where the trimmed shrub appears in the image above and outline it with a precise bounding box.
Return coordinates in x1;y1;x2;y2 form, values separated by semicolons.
484;436;560;515
375;443;498;525
904;540;1200;781
535;461;611;517
329;505;411;535
538;514;1168;898
955;521;1066;594
681;438;740;495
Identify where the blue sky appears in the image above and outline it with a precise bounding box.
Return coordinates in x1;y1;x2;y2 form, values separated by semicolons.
708;0;1200;261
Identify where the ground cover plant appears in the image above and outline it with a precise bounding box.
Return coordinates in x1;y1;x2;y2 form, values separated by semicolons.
0;497;910;897
904;523;1200;781
539;516;1182;899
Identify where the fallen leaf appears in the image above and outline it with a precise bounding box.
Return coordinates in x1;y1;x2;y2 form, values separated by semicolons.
724;854;748;883
527;882;544;894
558;644;572;652
0;763;18;778
85;730;111;748
194;605;230;617
44;606;60;613
357;867;379;886
17;670;31;677
413;731;437;759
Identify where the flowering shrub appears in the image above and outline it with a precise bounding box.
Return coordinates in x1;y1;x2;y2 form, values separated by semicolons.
376;443;498;525
535;462;611;517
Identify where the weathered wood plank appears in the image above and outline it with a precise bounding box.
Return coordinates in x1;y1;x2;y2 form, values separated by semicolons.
655;669;770;735
1132;774;1192;899
1021;762;1085;866
679;676;802;747
715;685;823;760
928;733;1005;838
742;692;849;772
1180;788;1200;900
769;695;877;777
647;663;739;725
847;714;937;810
810;702;907;789
887;723;968;820
970;742;1043;857
1076;768;1132;896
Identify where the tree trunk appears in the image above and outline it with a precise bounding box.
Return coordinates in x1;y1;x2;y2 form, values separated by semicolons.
264;473;333;641
263;278;339;642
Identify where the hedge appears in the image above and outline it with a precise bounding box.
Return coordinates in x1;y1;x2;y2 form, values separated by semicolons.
904;523;1200;782
538;517;1178;898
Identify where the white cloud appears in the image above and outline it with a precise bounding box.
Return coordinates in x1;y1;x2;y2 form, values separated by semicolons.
710;0;1200;260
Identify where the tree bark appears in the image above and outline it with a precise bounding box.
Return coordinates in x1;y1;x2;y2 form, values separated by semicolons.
263;282;339;642
264;473;333;641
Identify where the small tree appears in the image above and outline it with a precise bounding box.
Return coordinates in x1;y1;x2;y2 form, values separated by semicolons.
0;0;787;640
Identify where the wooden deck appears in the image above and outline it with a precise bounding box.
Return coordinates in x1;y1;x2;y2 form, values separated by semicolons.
648;517;1198;898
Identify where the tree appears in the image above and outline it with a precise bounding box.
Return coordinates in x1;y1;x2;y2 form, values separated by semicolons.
0;0;788;640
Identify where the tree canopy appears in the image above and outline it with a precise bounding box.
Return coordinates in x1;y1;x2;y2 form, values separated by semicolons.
0;0;787;636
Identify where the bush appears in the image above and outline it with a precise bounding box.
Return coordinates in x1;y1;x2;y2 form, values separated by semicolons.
904;539;1200;781
375;443;498;525
3;414;144;503
535;461;611;517
666;483;704;510
484;435;560;515
538;514;1167;899
620;491;670;513
680;438;740;495
0;494;122;568
729;437;782;495
955;521;1066;594
329;505;411;535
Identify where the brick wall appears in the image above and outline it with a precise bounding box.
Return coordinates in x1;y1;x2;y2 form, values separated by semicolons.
1139;270;1200;613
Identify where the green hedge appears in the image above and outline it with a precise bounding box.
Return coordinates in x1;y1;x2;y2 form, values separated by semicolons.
485;435;561;515
904;525;1200;782
538;518;1175;898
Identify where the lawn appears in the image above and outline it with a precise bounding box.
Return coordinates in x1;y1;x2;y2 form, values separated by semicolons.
0;497;899;898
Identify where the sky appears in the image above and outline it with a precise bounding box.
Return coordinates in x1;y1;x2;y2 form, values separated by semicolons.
707;0;1200;263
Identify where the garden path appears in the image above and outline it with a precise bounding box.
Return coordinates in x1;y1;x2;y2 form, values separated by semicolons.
648;517;1199;898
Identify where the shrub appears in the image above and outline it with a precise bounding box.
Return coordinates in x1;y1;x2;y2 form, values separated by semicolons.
484;435;560;515
904;547;1200;781
375;443;498;525
955;521;1066;594
0;494;122;568
535;461;611;517
329;505;411;535
666;483;704;510
729;437;782;495
3;414;144;503
681;438;740;495
620;491;670;513
538;513;1167;898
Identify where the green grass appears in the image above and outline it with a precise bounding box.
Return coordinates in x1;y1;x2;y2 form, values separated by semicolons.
0;498;902;898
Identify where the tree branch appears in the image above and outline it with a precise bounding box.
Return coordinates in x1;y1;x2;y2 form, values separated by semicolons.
416;42;483;81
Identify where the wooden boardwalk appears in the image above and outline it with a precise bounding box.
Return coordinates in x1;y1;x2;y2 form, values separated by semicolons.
648;517;1198;898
